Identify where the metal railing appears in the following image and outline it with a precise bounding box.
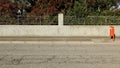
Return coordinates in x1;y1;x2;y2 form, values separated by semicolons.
0;16;120;25
64;16;120;25
0;15;58;25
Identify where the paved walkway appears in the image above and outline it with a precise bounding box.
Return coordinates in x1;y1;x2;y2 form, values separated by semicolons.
0;36;119;43
0;41;120;68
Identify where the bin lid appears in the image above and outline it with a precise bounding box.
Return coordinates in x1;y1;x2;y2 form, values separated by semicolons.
110;26;114;28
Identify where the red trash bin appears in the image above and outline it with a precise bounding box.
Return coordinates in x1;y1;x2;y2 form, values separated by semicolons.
110;26;115;41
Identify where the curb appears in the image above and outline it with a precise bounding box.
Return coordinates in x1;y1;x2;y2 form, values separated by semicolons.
0;41;119;44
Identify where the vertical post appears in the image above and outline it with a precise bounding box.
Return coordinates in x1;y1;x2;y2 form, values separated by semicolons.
58;13;64;26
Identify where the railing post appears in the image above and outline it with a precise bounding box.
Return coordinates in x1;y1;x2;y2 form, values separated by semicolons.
58;13;64;26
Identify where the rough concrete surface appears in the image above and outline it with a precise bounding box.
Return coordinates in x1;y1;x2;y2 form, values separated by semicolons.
0;25;120;36
0;41;120;68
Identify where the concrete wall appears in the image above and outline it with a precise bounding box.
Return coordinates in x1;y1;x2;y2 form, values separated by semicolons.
0;13;119;37
0;25;120;37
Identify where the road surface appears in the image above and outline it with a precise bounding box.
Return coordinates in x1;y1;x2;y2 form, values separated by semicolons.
0;41;120;68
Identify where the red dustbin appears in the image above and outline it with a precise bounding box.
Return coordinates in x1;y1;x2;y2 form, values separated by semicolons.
110;26;115;41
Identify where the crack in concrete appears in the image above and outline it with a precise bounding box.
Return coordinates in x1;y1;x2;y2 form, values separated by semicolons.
0;55;120;65
1;55;120;65
11;56;24;65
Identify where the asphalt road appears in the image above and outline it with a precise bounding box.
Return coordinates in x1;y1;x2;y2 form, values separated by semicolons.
0;41;120;68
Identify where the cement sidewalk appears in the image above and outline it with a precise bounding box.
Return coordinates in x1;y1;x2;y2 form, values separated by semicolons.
0;36;119;43
0;41;120;68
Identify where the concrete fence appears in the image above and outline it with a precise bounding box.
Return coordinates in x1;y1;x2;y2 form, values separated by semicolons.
0;13;120;37
0;25;120;37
